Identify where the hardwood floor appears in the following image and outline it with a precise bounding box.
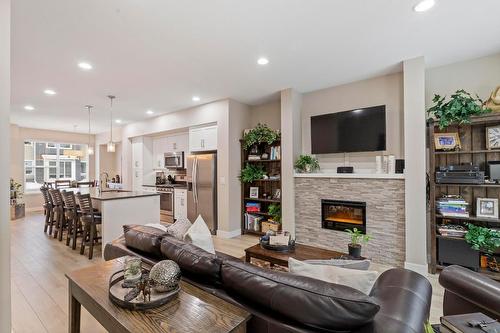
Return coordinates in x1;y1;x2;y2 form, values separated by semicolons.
10;212;443;332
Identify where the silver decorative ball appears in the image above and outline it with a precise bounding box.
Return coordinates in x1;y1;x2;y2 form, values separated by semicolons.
149;260;181;293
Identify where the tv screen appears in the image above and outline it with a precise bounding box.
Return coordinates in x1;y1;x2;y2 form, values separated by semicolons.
311;105;386;154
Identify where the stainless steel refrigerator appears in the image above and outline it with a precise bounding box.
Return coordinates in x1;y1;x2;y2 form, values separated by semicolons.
186;153;217;234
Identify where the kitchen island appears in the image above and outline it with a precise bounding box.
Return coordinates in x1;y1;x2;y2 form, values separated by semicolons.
67;188;160;255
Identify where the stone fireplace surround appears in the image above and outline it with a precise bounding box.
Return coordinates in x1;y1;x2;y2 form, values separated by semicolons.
295;173;405;267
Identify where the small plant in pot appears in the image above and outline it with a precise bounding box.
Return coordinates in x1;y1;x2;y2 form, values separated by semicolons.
345;228;371;258
268;203;281;224
465;223;500;272
239;164;265;183
294;155;320;173
242;123;280;151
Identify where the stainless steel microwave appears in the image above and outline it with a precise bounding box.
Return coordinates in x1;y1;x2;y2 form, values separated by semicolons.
164;152;184;169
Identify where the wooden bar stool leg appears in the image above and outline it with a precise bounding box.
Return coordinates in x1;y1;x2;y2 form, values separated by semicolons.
71;217;79;250
58;211;65;241
80;224;88;256
66;214;72;246
43;208;50;233
88;223;95;260
48;209;54;236
53;209;60;239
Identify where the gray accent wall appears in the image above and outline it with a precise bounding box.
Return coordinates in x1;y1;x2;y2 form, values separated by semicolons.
295;177;405;267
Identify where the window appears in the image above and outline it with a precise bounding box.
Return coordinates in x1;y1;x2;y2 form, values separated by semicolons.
24;141;89;192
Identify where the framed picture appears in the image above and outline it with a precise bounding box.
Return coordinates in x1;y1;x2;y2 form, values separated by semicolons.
272;189;281;200
434;133;461;151
249;187;259;199
476;198;499;219
486;125;500;150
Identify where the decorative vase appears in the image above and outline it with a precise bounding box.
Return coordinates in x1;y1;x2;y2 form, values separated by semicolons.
149;260;181;293
304;165;312;173
250;144;260;156
348;244;362;258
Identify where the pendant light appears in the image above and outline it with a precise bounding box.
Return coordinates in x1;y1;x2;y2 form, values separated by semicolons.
107;95;116;153
85;105;94;155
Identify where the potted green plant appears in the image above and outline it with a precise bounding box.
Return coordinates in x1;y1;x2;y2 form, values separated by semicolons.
242;123;280;151
427;89;491;129
345;228;371;258
465;224;500;272
239;164;265;183
268;203;281;223
294;154;320;173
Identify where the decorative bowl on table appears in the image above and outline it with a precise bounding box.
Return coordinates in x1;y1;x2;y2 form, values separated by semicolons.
260;234;295;252
108;259;181;311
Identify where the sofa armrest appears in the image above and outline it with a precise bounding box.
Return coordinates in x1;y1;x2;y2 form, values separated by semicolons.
439;265;500;320
354;268;432;333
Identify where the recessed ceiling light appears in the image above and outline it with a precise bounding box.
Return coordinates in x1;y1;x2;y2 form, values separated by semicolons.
44;89;56;95
78;62;93;70
192;96;200;102
146;110;154;115
115;119;122;124
24;105;35;111
257;57;269;65
414;0;435;12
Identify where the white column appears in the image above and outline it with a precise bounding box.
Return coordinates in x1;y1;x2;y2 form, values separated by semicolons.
403;57;428;275
0;0;11;331
281;88;302;237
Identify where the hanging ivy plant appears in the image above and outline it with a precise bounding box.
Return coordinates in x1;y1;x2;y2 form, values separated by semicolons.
427;89;491;129
243;123;280;150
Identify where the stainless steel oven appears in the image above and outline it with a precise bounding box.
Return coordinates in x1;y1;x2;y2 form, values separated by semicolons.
157;186;174;223
164;152;184;169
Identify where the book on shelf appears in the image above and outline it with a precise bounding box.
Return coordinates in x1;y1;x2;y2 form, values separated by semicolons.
245;202;261;213
440;312;500;333
248;155;261;160
436;196;469;217
270;146;281;160
244;213;263;231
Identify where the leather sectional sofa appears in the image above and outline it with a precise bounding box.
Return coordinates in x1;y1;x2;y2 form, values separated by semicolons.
104;228;432;333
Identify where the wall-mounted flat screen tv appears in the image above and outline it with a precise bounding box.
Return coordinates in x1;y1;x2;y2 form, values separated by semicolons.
311;105;386;154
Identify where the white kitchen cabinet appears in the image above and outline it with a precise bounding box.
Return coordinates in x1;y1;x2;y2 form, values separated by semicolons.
152;133;188;169
131;137;153;190
152;137;168;169
189;125;217;152
174;188;187;220
167;133;188;153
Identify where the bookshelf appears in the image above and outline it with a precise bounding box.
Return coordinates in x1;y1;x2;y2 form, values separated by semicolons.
428;113;500;280
240;139;281;236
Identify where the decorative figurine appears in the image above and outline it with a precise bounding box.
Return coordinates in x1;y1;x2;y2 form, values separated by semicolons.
149;260;181;293
486;86;500;112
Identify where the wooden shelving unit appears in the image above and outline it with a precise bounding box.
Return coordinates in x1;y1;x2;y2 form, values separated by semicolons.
428;113;500;281
241;140;281;235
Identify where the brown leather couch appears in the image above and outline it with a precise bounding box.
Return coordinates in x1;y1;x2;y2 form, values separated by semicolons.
439;265;500;320
105;233;432;333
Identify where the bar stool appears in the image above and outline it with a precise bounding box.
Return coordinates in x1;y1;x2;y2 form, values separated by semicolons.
76;193;102;259
40;186;55;234
61;190;81;249
48;189;66;241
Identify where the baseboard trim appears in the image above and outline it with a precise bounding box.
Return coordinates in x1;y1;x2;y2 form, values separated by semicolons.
26;207;43;213
216;229;241;239
404;261;428;276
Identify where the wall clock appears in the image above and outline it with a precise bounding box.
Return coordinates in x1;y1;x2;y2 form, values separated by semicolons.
486;125;500;150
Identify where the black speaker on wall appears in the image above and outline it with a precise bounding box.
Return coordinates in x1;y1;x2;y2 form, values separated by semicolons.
395;159;405;174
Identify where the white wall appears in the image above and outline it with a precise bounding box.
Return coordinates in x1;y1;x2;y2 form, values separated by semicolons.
9;125;96;211
249;101;281;130
116;99;248;234
426;52;500;106
0;0;10;330
404;57;428;275
301;72;404;171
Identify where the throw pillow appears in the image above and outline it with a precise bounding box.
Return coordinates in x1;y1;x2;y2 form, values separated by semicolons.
304;258;371;270
145;223;169;233
184;215;216;254
288;257;378;294
167;217;192;240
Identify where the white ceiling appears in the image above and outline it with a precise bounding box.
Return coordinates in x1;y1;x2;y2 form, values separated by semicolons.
11;0;500;134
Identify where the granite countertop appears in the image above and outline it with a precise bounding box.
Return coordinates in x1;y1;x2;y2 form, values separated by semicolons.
66;187;159;201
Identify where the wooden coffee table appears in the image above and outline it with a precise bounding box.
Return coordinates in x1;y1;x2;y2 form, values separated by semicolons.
245;243;349;267
66;257;250;333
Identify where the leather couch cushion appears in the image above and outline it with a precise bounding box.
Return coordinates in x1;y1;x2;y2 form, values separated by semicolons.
221;259;380;332
123;224;167;257
160;236;222;285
